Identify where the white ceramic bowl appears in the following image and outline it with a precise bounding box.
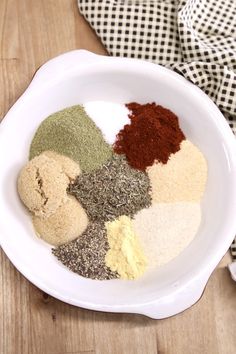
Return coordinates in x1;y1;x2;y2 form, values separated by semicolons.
1;50;236;319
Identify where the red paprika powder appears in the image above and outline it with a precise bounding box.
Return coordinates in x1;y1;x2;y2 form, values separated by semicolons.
113;102;185;171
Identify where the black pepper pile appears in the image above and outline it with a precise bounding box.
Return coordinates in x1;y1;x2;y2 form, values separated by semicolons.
68;154;151;222
53;222;118;280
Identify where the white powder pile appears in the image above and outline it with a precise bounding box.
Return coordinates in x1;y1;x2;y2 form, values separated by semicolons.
83;101;130;144
133;202;201;268
147;140;207;203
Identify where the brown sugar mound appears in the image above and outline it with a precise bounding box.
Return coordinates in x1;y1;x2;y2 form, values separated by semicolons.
17;155;69;217
113;102;185;171
42;150;81;180
32;196;88;246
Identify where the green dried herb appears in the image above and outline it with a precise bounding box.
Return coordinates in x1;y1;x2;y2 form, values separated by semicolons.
29;105;112;172
68;154;151;222
52;222;118;280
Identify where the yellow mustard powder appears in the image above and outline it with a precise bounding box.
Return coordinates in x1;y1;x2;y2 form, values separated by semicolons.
105;215;147;280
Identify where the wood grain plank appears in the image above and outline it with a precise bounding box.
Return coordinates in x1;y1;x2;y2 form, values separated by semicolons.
214;268;236;354
155;288;219;353
28;285;94;354
0;59;21;119
219;250;232;267
0;0;19;59
0;250;30;354
74;8;107;55
92;263;236;354
18;0;106;75
93;312;157;354
154;267;236;354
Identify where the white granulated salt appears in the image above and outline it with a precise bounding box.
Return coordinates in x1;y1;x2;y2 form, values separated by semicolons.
133;202;201;268
83;101;130;144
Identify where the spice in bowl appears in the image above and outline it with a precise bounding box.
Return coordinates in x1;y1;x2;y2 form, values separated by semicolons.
30;105;112;172
68;154;151;222
17;100;208;281
105;215;147;280
33;196;88;246
17;154;69;218
147;139;207;203
133;202;201;268
53;222;119;280
113;102;185;171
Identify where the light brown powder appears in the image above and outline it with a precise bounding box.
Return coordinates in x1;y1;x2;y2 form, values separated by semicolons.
42;150;81;180
17;155;69;217
33;196;88;246
147;140;207;203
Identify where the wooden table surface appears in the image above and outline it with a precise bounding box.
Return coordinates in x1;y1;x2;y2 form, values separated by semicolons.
1;1;236;353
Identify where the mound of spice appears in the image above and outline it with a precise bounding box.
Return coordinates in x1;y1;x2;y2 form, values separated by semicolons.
17;154;69;218
83;101;130;144
113;102;185;171
42;150;81;181
68;154;151;222
105;216;147;280
29;105;112;172
52;222;119;280
133;202;201;268
148;140;207;203
33;196;88;246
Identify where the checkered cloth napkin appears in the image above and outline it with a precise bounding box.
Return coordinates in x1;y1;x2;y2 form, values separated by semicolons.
77;0;236;275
